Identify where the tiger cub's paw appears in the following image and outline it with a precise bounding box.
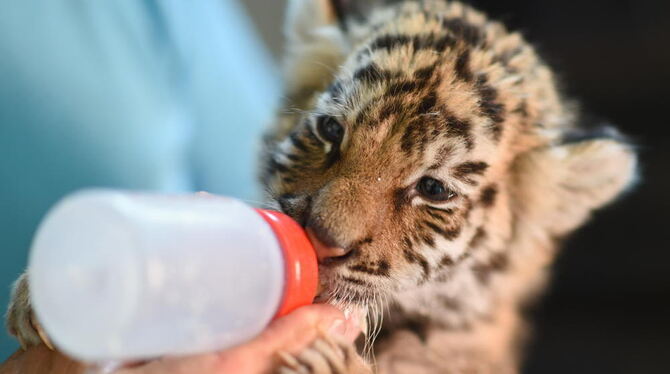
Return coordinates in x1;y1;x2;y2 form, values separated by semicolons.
277;334;372;374
5;272;54;350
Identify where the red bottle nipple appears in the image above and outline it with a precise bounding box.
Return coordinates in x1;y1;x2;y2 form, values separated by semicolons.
254;209;318;319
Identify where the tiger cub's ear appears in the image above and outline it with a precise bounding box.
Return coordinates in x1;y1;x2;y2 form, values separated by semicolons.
511;127;638;237
285;0;385;36
283;0;348;96
285;0;338;41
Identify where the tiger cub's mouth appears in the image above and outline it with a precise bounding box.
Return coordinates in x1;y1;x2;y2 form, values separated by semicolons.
306;227;374;338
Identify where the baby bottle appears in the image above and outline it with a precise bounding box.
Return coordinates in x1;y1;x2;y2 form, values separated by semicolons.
27;190;318;362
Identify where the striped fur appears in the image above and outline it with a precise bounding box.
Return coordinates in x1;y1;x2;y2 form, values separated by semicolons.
261;1;637;373
2;2;636;370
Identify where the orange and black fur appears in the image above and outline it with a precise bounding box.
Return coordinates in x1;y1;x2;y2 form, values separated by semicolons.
7;1;637;373
260;0;637;373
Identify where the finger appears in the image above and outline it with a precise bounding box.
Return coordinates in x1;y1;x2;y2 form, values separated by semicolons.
211;304;349;373
246;304;347;354
115;305;350;374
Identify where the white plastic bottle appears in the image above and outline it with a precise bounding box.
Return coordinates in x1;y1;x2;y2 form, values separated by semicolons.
28;190;318;362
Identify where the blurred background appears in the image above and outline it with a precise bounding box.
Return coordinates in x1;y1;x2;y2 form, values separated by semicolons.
1;0;668;373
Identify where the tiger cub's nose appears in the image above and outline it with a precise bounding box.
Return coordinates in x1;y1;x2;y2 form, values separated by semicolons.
305;226;354;265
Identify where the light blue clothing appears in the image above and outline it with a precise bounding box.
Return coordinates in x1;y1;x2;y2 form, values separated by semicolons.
0;0;280;359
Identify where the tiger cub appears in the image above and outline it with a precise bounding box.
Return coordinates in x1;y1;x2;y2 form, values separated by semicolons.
261;0;637;373
5;1;637;373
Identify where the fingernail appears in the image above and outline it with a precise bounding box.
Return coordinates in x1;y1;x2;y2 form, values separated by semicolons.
328;319;346;336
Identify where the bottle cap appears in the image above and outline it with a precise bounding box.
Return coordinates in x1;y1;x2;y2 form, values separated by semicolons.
254;209;318;318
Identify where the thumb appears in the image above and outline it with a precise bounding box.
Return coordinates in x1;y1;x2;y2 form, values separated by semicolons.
115;304;355;374
212;304;352;373
243;304;351;355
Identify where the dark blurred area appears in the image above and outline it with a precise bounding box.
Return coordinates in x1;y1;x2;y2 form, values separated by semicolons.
471;1;670;373
242;0;670;372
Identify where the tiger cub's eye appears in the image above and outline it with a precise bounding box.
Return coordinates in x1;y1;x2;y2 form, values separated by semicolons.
316;115;344;144
417;177;456;202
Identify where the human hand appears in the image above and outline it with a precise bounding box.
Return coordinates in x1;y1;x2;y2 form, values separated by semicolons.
115;304;361;374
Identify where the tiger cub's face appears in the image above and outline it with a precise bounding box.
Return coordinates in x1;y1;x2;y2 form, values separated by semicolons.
262;0;636;311
264;7;518;307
